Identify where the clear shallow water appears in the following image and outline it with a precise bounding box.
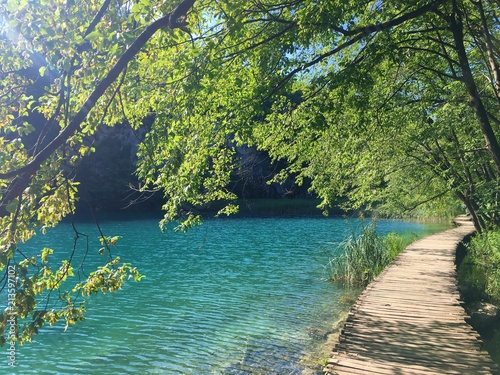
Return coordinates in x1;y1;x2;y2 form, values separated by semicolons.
3;215;447;374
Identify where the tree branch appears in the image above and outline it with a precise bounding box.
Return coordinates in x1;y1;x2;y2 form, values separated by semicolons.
84;0;113;38
0;0;198;215
343;0;448;37
402;189;451;212
269;0;448;94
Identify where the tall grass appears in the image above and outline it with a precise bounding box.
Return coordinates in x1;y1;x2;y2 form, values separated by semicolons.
327;221;417;286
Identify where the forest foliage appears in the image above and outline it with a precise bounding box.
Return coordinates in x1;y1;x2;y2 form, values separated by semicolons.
0;0;500;342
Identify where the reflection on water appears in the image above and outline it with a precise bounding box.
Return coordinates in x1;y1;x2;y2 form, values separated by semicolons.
3;216;444;374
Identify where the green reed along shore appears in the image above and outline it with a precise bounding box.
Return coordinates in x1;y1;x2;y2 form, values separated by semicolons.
326;220;419;286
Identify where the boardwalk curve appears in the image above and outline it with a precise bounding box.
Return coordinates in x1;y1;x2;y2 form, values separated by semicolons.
324;217;498;375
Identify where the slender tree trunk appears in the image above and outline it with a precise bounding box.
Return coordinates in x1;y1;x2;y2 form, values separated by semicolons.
475;0;500;103
456;190;485;231
449;2;500;175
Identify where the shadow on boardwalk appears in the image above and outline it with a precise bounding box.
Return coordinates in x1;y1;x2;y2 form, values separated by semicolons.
324;217;498;375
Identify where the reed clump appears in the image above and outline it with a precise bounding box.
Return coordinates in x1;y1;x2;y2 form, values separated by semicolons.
327;221;416;286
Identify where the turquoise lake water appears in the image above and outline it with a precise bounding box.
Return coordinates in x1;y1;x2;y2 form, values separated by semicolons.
2;215;447;374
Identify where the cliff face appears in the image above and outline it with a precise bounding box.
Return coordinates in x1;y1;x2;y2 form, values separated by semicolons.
230;145;312;200
75;123;313;213
75;122;155;212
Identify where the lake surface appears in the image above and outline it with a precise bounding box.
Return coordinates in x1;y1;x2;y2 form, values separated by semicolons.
3;215;447;374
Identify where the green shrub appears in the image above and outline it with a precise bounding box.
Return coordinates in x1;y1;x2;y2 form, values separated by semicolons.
467;228;500;302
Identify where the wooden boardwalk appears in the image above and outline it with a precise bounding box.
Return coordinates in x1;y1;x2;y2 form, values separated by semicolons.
324;217;498;375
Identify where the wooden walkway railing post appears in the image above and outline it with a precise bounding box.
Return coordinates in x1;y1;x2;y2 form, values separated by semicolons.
324;216;498;375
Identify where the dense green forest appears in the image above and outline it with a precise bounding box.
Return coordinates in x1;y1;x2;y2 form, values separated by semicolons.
1;0;500;343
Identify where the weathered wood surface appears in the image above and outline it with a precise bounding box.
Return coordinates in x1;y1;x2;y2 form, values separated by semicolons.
324;217;498;375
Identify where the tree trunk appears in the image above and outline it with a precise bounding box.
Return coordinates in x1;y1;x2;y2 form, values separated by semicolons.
475;0;500;103
456;191;485;231
448;2;500;175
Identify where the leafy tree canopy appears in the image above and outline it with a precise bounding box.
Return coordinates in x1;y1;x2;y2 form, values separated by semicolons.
0;0;499;342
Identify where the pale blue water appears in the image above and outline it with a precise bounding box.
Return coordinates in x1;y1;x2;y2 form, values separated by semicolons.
3;215;446;374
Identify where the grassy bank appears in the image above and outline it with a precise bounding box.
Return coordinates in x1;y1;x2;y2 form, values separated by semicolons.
326;220;418;286
457;227;500;365
462;229;500;303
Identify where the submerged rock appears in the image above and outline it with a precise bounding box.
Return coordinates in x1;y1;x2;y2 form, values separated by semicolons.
222;338;305;375
467;301;500;331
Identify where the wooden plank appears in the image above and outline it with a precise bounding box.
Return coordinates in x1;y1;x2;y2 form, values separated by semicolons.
353;304;466;315
327;354;484;375
337;337;493;365
339;330;485;351
355;295;464;306
335;342;495;371
341;324;482;340
346;311;469;324
341;325;482;340
353;306;467;319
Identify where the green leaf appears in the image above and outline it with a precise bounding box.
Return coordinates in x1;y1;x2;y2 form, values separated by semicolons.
84;30;101;41
5;199;19;214
41;248;53;263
